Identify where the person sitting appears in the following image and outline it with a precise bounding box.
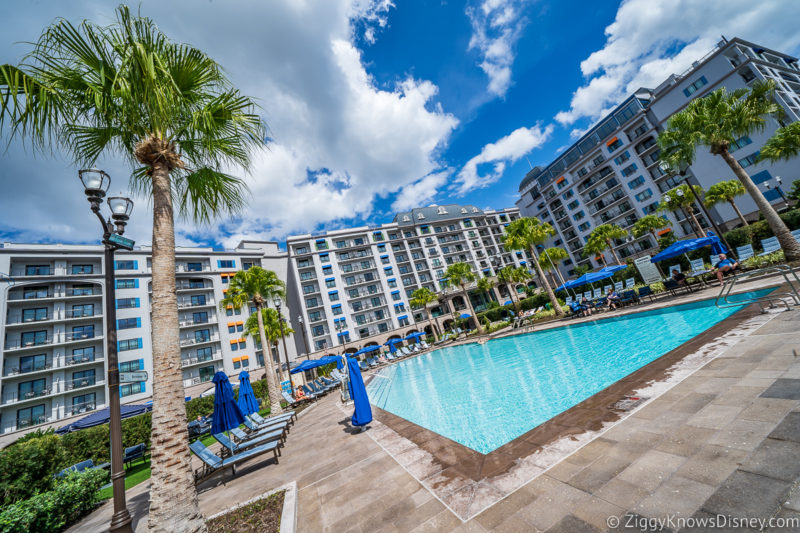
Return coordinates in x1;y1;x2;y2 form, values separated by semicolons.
713;253;739;284
671;269;687;287
577;296;593;317
295;385;308;402
606;289;621;310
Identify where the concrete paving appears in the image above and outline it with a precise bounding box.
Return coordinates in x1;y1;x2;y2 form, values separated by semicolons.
70;280;800;532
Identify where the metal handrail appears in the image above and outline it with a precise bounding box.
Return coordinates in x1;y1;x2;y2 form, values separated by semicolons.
714;265;800;312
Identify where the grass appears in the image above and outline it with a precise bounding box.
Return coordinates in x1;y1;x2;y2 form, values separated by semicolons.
97;458;151;500
207;490;285;533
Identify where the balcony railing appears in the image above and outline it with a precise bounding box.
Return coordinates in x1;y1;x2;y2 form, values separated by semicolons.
69;401;97;417
179;334;219;347
177;298;216;309
66;287;102;297
596;203;634;223
175;264;212;273
179;317;213;327
344;276;378;287
5;337;54;350
8;291;55;301
63;376;99;391
340;262;375;273
180;352;222;367
16;416;51;429
2;378;106;405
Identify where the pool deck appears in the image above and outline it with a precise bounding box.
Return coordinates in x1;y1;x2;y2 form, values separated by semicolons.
70;276;800;532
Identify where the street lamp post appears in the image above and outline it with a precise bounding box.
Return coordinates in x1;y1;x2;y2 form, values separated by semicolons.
765;177;788;206
78;169;134;533
272;296;293;392
297;315;310;360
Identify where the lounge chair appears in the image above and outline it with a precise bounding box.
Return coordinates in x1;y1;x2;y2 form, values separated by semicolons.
230;426;286;445
619;290;638;306
624;278;636;290
359;360;370;372
123;443;146;468
637;286;654;301
331;369;346;381
306;381;327;395
282;391;311;407
189;439;279;483
792;229;800;242
758;236;781;256
421;340;431;349
56;459;110;478
319;375;340;387
663;279;687;295
736;244;755;261
187;416;211;440
250;411;296;425
242;418;290;439
314;378;336;391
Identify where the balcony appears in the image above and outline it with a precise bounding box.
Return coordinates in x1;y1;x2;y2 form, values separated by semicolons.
340;262;375;274
589;190;628;214
595;203;634;224
1;386;53;405
344;275;378;287
181;351;223;368
635;137;657;155
350;299;386;312
68;401;98;417
176;281;213;291
7;290;55;301
177;298;216;309
63;331;99;344
347;288;382;299
63;376;102;392
3;361;54;377
65;287;102;298
578;167;615;193
15;416;52;430
336;250;373;262
179;316;214;328
175;264;212;273
9;266;101;278
583;178;621;202
5;336;54;350
183;374;216;388
1;355;104;376
179;334;220;347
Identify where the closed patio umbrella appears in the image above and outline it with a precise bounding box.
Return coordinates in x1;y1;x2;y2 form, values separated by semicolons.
347;356;372;428
237;371;260;416
211;372;245;452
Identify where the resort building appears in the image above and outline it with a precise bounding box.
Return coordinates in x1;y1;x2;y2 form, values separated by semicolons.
285;205;525;356
0;241;299;435
516;37;800;278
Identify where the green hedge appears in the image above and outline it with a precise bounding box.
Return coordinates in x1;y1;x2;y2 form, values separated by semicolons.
722;208;800;253
0;433;66;506
0;470;105;533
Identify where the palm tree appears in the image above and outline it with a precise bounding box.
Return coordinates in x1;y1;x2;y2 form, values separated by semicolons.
443;262;484;335
631;214;670;245
658;80;800;261
409;287;439;341
586;224;628;265
513;266;533;298
658;184;706;237
583;237;608;266
496;266;519;307
705;180;748;226
244;307;295;392
759;122;800;163
220;267;286;416
0;8;264;530
538;247;569;289
476;277;496;307
503;218;564;316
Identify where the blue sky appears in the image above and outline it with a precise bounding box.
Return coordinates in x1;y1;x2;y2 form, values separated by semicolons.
1;0;799;249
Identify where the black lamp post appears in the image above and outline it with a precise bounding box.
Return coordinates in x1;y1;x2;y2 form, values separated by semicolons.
764;176;788;206
78;168;133;533
272;296;293;392
297;314;310;360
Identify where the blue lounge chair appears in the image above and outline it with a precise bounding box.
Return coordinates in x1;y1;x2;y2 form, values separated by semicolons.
123;443;146;468
319;376;340;387
214;430;284;458
758;236;781;256
313;378;335;391
359;360;369;372
250;411;296;425
230;426;286;445
189;439;279;483
56;459;110;478
736;244;755;261
282;390;312;407
619;290;638;306
306;381;327;395
302;383;321;397
637;286;654;301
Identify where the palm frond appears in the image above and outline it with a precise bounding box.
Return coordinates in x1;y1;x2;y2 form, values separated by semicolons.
758;122;800;163
173;167;250;224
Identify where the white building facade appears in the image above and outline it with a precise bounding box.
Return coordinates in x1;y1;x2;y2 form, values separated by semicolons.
0;241;299;435
516;37;800;278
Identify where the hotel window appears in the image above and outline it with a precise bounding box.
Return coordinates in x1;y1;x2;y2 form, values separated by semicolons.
613;151;631;165
577;167;588;177
295;246;309;254
117;317;140;330
562;190;574;200
381;256;390;265
302;284;317;294
297;258;311;268
228;323;236;334
332;306;343;316
19;354;47;373
71;347;95;363
556;179;568;189
22;307;48;322
372;231;384;241
119;360;143;372
628;176;645;189
335;240;346;248
217;260;235;269
572;211;585;221
592;155;605;167
578;222;591;232
221;275;229;284
242;262;254;270
329;292;339;301
71;264;93;274
187;262;203;272
738;151;760;168
319;254;330;263
683;76;708;97
607;138;623;152
120;384;143;397
116;297;140;309
312;325;325;336
308;311;322;322
118;338;142;351
314;340;327;350
621;163;638;177
114;260;137;270
322;265;332;275
17;404;46;427
730;136;752;152
190;294;206;306
642;202;659;215
305;297;319;307
300;271;315;281
634;189;653;202
567;200;580;210
116;278;137;289
324;279;335;288
316;240;328;250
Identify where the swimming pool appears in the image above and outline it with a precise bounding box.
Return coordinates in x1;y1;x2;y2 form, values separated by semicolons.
367;289;774;454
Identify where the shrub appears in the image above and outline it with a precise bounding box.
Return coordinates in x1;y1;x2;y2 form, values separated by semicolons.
0;433;66;506
185;395;215;421
0;469;105;533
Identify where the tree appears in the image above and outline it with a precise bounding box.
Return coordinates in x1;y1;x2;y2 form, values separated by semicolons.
0;7;265;531
631;214;670;245
244;307;294;390
476;276;496;305
705;179;748;226
585;224;628;265
658;80;800;261
758;122;800;163
496;266;520;308
513;266;532;297
503;218;564;317
220;267;286;416
538;247;569;289
788;179;800;203
409;287;440;341
658;184;706;237
443;262;484;335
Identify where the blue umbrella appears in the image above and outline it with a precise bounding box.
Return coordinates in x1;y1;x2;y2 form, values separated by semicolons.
291;355;341;374
56;404;151;434
237;371;260;416
502;300;513;306
651;231;727;263
211;372;245;437
599;264;628;274
384;338;402;353
460;313;471;319
403;332;424;341
346;357;372;427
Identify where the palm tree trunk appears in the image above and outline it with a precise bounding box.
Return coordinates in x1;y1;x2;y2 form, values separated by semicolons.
688;207;706;237
147;162;206;533
729;199;749;226
606;240;622;264
528;247;564;317
462;286;484;334
256;303;283;415
719;149;800;262
426;308;438;341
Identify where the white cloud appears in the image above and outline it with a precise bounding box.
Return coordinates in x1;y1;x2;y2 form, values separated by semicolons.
466;0;530;97
454;124;553;195
391;169;452;212
0;0;458;245
555;0;800;125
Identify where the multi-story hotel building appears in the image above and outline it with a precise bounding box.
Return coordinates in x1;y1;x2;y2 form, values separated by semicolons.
0;240;299;435
516;37;800;278
286;205;525;355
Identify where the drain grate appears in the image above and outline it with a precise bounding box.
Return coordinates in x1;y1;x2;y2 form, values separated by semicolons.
611;395;649;411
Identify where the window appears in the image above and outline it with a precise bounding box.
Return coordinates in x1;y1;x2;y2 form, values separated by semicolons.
72;304;94;318
381;255;390;265
322;265;333;275
17;404;46;427
117;317;140;330
391;291;401;301
607;138;624;152
297;258;312;268
194;329;211;343
120;384;144;397
325;279;336;288
729;136;752;152
578;222;591;232
188;279;205;289
316;240;328;250
573;211;585;221
577;167;588;177
118;338;143;351
197;347;213;362
300;271;315;281
621;163;638;177
19;354;47;373
562;190;574;200
302;284;317;294
116;297;140;309
295;246;309;255
199;366;215;383
372;231;384;241
556;178;568;189
71;347;95;363
642;202;659;215
319;253;330;263
192;311;208;324
384;267;393;275
738;151;760;168
22;308;48;322
22;265;47;277
683;76;708;97
242;262;254;270
592;155;605;167
628;176;646;189
634;189;653;202
23;286;50;299
228;323;236;334
305;297;319;307
332;306;343;316
217;260;235;269
190;294;206;306
221;275;229;284
329;292;339;302
21;331;47;346
312;325;325;336
114;260;137;270
71;264;93;274
119;359;143;372
186;262;203;272
613;151;631;165
567;200;580;210
116;279;137;289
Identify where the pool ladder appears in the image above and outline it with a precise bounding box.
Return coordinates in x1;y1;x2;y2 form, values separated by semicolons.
715;265;800;312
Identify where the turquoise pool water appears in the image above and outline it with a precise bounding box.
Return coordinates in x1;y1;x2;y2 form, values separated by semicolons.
367;289;774;454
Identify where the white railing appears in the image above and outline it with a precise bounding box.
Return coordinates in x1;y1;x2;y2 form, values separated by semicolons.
179;334;219;347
